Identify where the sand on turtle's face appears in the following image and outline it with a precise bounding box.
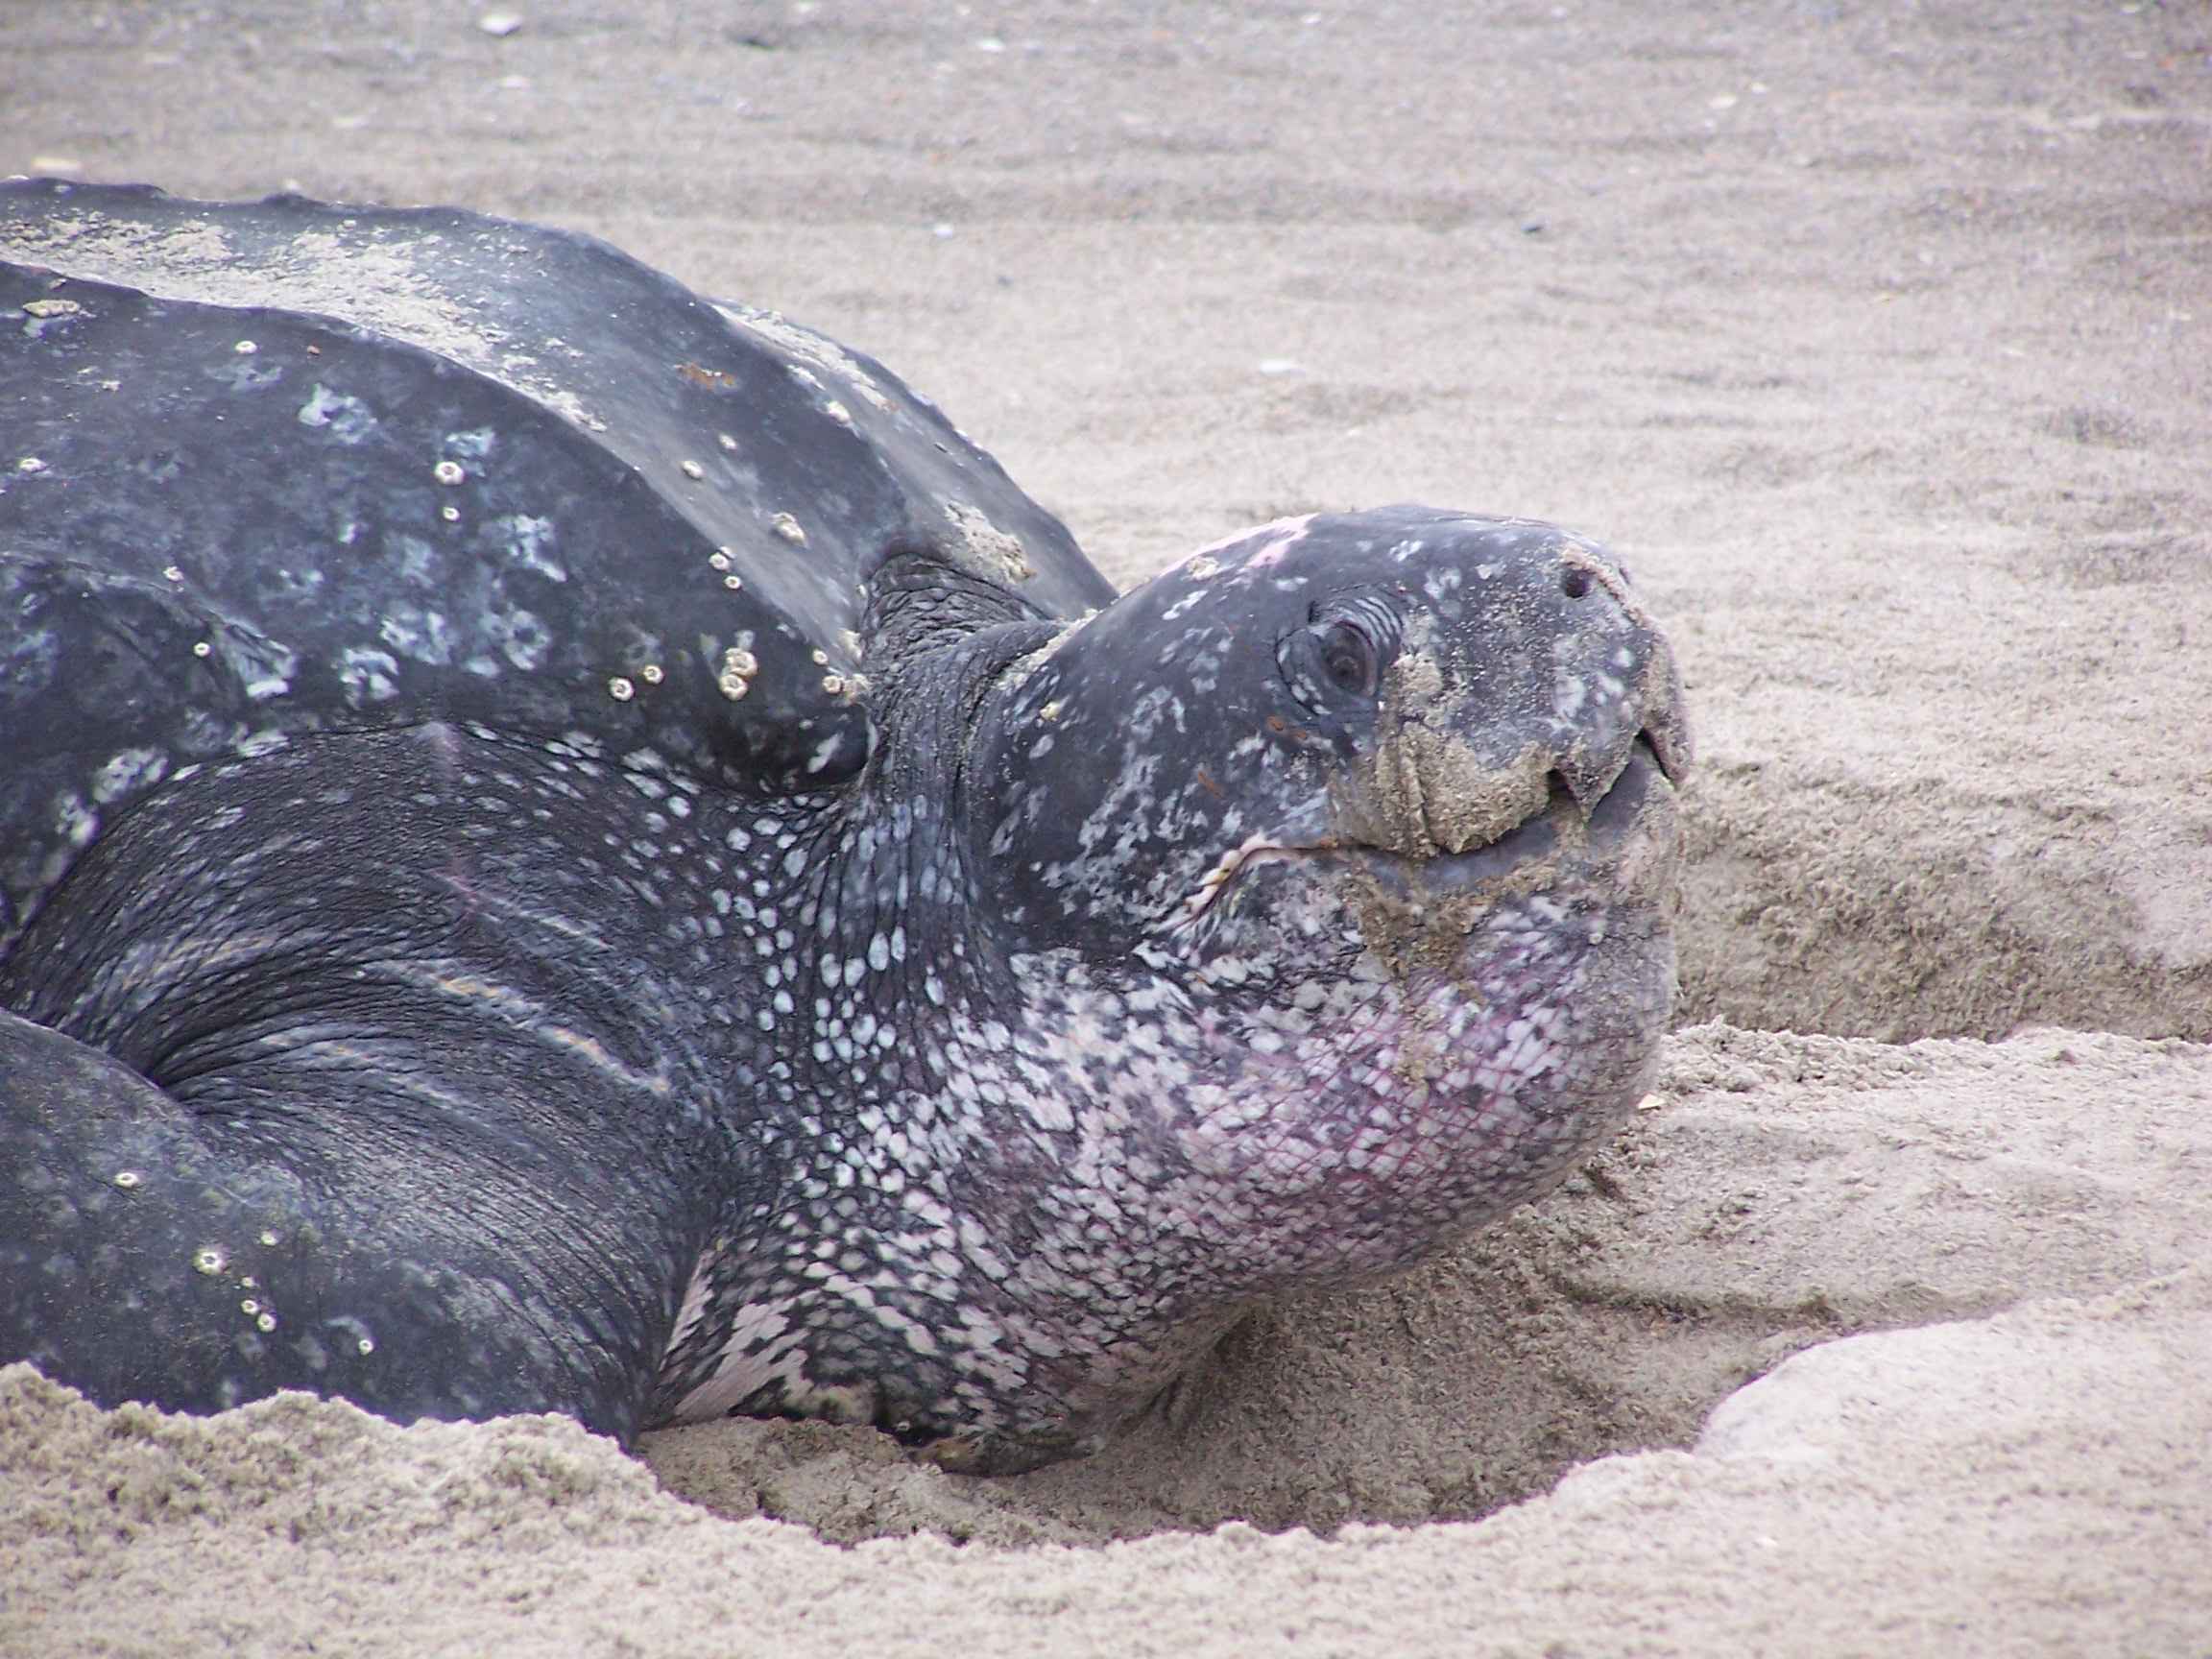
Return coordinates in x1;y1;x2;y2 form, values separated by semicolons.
3;0;2208;1652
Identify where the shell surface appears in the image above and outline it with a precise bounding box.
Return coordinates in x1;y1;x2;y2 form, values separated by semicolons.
0;179;1110;944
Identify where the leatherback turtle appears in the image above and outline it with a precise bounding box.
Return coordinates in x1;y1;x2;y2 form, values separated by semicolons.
0;180;1688;1473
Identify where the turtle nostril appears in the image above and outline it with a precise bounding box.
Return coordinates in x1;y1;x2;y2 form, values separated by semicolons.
1559;565;1592;600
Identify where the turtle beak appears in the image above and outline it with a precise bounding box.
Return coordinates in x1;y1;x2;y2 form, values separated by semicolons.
1329;527;1690;866
1337;731;1682;917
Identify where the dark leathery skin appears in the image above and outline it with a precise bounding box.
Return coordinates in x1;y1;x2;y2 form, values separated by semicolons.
0;185;1690;1473
0;178;1108;948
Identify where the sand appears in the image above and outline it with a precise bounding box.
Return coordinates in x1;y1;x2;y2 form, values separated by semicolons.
3;1;2208;1653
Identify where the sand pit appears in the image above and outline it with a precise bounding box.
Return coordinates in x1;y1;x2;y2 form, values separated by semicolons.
3;2;2207;1652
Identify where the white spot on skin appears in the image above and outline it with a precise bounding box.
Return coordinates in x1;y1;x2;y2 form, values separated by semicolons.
608;676;636;702
112;1171;142;1190
218;630;300;702
485;515;565;582
1161;591;1206;622
681;459;706;480
90;747;167;805
769;513;806;545
339;647;400;707
433;459;466;486
492;610;551;671
1173;514;1315;573
376;603;457;665
1244;525;1309;569
296;383;377;444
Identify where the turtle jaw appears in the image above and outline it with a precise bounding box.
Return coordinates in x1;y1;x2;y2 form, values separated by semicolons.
1346;733;1680;911
1136;732;1683;1269
1173;733;1681;936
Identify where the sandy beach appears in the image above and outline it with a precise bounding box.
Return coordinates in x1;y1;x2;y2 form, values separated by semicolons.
3;2;2208;1652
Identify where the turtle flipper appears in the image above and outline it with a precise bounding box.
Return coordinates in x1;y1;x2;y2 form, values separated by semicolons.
0;1005;665;1438
0;724;742;1443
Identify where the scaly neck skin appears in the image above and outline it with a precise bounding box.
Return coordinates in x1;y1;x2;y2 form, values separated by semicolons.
658;520;1691;1468
655;586;1094;1436
661;581;1271;1455
662;586;1653;1469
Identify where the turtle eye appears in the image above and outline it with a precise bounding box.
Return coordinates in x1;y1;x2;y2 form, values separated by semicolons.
1276;595;1397;718
1316;618;1378;698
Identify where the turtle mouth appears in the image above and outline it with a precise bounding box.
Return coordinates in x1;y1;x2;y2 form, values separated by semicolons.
1351;734;1674;902
1173;733;1677;929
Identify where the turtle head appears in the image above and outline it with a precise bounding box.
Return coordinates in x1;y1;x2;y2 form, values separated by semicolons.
694;507;1692;1476
970;506;1688;959
918;507;1691;1468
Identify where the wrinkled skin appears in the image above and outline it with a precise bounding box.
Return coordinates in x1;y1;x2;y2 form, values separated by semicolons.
664;509;1690;1470
3;504;1683;1474
0;189;1687;1474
